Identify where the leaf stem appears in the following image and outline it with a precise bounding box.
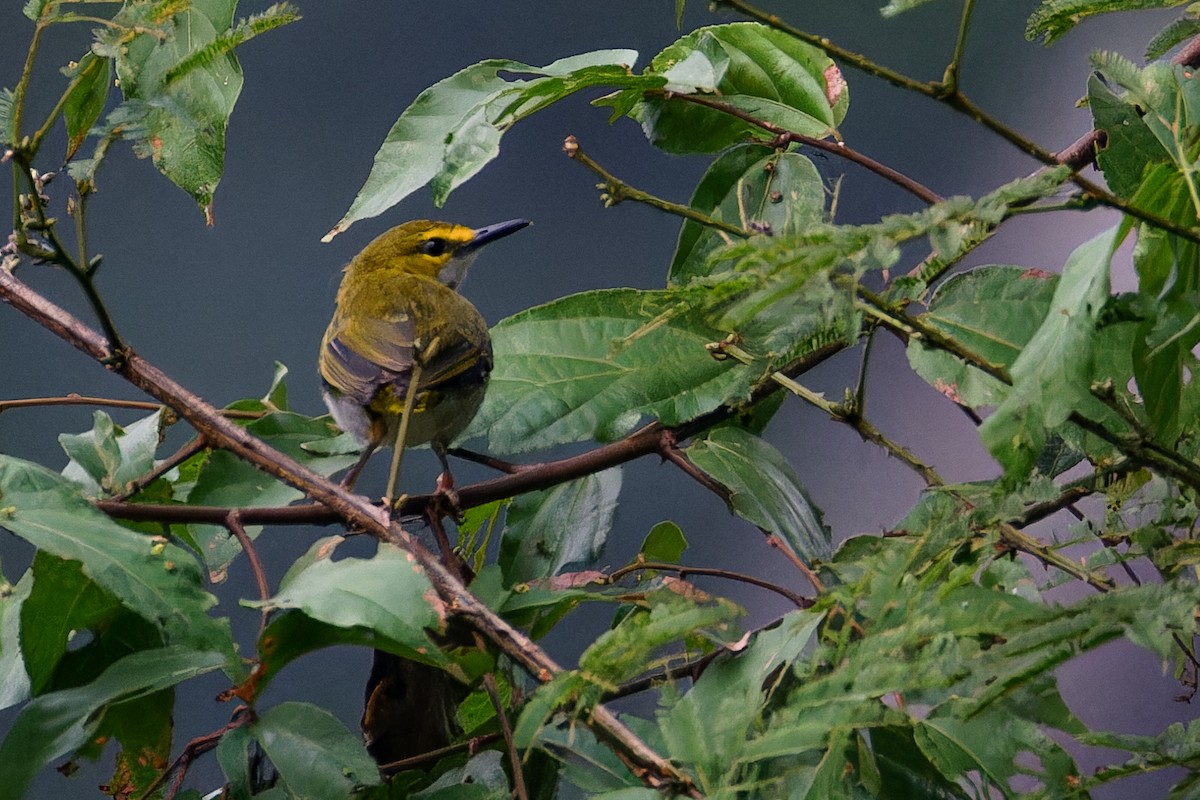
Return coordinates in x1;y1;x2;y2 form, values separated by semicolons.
943;0;976;93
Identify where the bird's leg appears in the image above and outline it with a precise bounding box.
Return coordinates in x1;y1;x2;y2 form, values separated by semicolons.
340;420;386;490
384;361;424;513
431;441;463;521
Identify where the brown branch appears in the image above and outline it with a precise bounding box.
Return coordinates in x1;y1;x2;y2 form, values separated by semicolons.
135;709;253;800
0;268;699;797
0;394;264;419
110;435;207;502
609;560;813;608
662;91;944;205
379;733;502;776
657;429;734;505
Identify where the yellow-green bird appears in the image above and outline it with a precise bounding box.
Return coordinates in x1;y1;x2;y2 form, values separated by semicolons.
319;218;529;504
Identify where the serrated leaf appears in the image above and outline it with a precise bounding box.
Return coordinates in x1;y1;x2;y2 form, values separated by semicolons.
660;610;821;789
257;543;447;666
669;145;825;284
62;53;111;161
579;584;742;688
500;469;621;586
1146;16;1200;59
624;23;848;155
109;0;245;217
0;88;15;146
907;265;1058;409
1027;0;1190;45
1088;74;1168;200
686;426;832;563
251;702;380;795
461;288;757;454
0;456;236;670
979;228;1121;478
325;50;645;238
0;646;225;800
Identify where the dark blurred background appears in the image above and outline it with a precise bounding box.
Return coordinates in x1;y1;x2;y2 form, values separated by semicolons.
0;2;1191;797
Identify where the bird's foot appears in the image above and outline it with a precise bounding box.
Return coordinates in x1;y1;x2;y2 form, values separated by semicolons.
433;471;463;522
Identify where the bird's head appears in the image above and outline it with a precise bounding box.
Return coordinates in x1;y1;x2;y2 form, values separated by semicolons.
348;218;530;289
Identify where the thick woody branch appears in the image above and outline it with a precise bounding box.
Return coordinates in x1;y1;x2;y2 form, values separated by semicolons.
0;267;698;796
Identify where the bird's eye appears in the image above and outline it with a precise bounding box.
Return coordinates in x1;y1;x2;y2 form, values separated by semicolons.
420;238;449;256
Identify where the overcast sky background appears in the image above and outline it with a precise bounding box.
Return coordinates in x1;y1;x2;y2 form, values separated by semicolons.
0;2;1193;797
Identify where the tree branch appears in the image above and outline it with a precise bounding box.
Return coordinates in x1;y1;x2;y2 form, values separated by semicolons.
0;267;700;797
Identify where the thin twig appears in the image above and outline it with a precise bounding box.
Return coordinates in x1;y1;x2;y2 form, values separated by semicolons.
378;733;502;776
663;92;943;205
475;636;528;800
610;560;812;608
224;510;271;642
135;710;254;800
0;394;264;419
564;135;753;238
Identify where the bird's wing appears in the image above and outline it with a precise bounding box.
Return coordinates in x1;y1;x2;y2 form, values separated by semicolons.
319;311;416;404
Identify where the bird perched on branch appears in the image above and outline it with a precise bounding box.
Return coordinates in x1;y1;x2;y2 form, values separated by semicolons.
319;218;529;506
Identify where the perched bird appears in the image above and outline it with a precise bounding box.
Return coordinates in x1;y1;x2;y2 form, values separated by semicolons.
319;218;529;505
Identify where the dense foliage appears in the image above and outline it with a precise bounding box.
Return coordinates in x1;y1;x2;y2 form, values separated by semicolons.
3;0;1200;798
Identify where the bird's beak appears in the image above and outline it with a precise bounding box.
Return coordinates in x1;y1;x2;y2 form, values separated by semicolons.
466;218;530;251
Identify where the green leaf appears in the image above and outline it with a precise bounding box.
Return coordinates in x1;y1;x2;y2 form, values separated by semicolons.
61;53;111;161
0;88;14;146
979;228;1121;478
257;542;448;666
251;701;380;795
109;0;245;217
686;426;832;563
0;568;32;710
579;583;742;688
20;551;123;694
462;288;757;454
880;0;944;16
325;50;645;238
1146;16;1200;59
0;646;225;800
659;610;820;790
216;723;255;800
0;456;235;669
500;469;621;586
1087;73;1167;200
623;23;848;154
411;751;508;799
907;265;1058;409
1027;0;1190;45
59;410;162;497
669;145;825;284
186;411;357;578
639;521;688;563
253;609;439;698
